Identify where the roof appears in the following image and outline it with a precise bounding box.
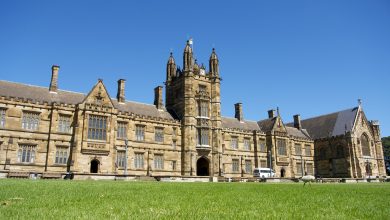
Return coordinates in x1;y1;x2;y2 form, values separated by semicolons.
221;117;260;131
0;80;174;120
285;126;311;139
286;107;359;139
257;118;276;132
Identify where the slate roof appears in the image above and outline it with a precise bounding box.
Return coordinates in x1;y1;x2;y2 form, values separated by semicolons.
221;117;261;131
286;107;359;139
0;80;174;120
285;126;311;139
257;118;276;133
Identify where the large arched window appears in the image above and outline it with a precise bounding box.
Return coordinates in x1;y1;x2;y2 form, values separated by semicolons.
361;134;371;156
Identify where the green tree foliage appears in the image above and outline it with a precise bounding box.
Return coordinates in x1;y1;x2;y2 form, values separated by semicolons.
382;136;390;157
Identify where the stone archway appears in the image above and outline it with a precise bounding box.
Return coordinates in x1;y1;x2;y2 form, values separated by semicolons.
196;157;209;176
90;159;100;173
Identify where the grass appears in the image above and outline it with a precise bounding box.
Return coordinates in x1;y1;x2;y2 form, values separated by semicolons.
0;180;389;219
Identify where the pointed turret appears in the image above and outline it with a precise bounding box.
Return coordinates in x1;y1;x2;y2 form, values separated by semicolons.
209;48;219;76
166;52;176;82
183;40;193;71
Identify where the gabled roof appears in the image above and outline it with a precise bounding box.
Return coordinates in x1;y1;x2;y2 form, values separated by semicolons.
286;107;359;139
221;117;261;131
0;80;174;120
257;117;276;133
285;126;311;139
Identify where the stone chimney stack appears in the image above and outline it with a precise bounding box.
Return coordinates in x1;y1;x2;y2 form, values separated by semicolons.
117;79;126;103
268;109;276;119
293;114;302;130
49;65;60;92
154;86;163;110
235;103;243;121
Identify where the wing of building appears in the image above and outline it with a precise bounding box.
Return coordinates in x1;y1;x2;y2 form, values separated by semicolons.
0;42;386;179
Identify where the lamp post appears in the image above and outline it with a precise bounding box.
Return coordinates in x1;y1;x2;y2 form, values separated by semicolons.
124;139;128;176
268;150;272;170
300;155;304;177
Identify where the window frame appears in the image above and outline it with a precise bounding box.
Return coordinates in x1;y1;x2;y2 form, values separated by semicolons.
87;114;107;141
154;127;164;143
135;125;145;142
17;144;36;163
21;111;40;131
55;146;69;165
117;122;127;139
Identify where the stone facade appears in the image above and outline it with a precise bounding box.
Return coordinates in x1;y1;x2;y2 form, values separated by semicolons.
0;41;386;178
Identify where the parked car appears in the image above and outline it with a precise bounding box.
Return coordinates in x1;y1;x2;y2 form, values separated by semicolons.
253;168;275;178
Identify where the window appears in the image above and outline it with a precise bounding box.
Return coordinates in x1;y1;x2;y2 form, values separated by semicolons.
58;115;72;133
172;140;176;150
55;147;68;164
259;140;266;152
198;101;209;117
134;153;144;169
296;162;302;175
17;145;36;163
260;160;267;168
22;112;40;130
0;109;5;128
154;154;164;170
306;163;314;175
245;160;252;173
277;139;287;156
232;159;239;172
117;122;127;139
87;115;107;140
231;137;238;149
305;145;311;156
199;85;206;93
136;125;145;141
172;127;177;138
244;139;251;151
155;127;164;142
295;144;302;155
116;151;126;168
361;134;371;156
172;161;177;171
197;128;209;146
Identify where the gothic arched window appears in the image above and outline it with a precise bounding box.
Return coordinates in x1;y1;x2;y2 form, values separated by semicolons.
361;133;371;156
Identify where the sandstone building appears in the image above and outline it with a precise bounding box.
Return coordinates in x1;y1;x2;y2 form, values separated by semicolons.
0;41;386;179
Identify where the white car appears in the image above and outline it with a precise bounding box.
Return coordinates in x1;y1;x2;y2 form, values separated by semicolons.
253;168;275;178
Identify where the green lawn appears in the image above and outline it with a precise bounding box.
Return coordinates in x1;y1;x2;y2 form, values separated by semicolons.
0;180;389;219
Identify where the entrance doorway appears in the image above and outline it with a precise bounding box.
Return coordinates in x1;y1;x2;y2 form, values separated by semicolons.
280;167;286;178
90;159;100;173
196;157;209;176
365;162;372;177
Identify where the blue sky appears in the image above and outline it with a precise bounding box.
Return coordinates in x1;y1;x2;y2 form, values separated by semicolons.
0;0;389;136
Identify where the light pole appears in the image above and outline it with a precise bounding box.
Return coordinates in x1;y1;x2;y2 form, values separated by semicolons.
300;155;304;177
124;139;128;176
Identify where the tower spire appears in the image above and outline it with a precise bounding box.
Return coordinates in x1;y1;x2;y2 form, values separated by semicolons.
209;48;219;76
183;40;193;71
166;52;176;82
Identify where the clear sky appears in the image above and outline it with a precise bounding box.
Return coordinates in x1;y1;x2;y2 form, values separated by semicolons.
0;0;389;136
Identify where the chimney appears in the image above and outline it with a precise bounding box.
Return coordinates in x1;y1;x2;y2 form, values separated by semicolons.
49;65;60;92
117;79;126;103
234;103;243;121
268;109;276;118
154;86;163;109
293;114;302;130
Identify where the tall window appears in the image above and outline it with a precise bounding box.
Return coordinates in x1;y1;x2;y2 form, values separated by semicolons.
306;163;313;175
296;162;302;175
172;127;176;138
117;122;127;139
277;139;287;156
361;134;371;156
198;101;209;117
231;137;238;149
172;140;176;150
87;115;107;140
295;144;302;155
197;128;209;146
17;145;36;163
22;112;40;130
0;109;5;128
155;127;164;142
245;160;252;173
154;154;164;170
58;115;72;133
232;159;239;172
305;145;311;156
172;161;177;171
244;139;251;151
134;153;144;169
116;151;126;168
136;125;145;141
55;147;68;164
259;140;266;152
